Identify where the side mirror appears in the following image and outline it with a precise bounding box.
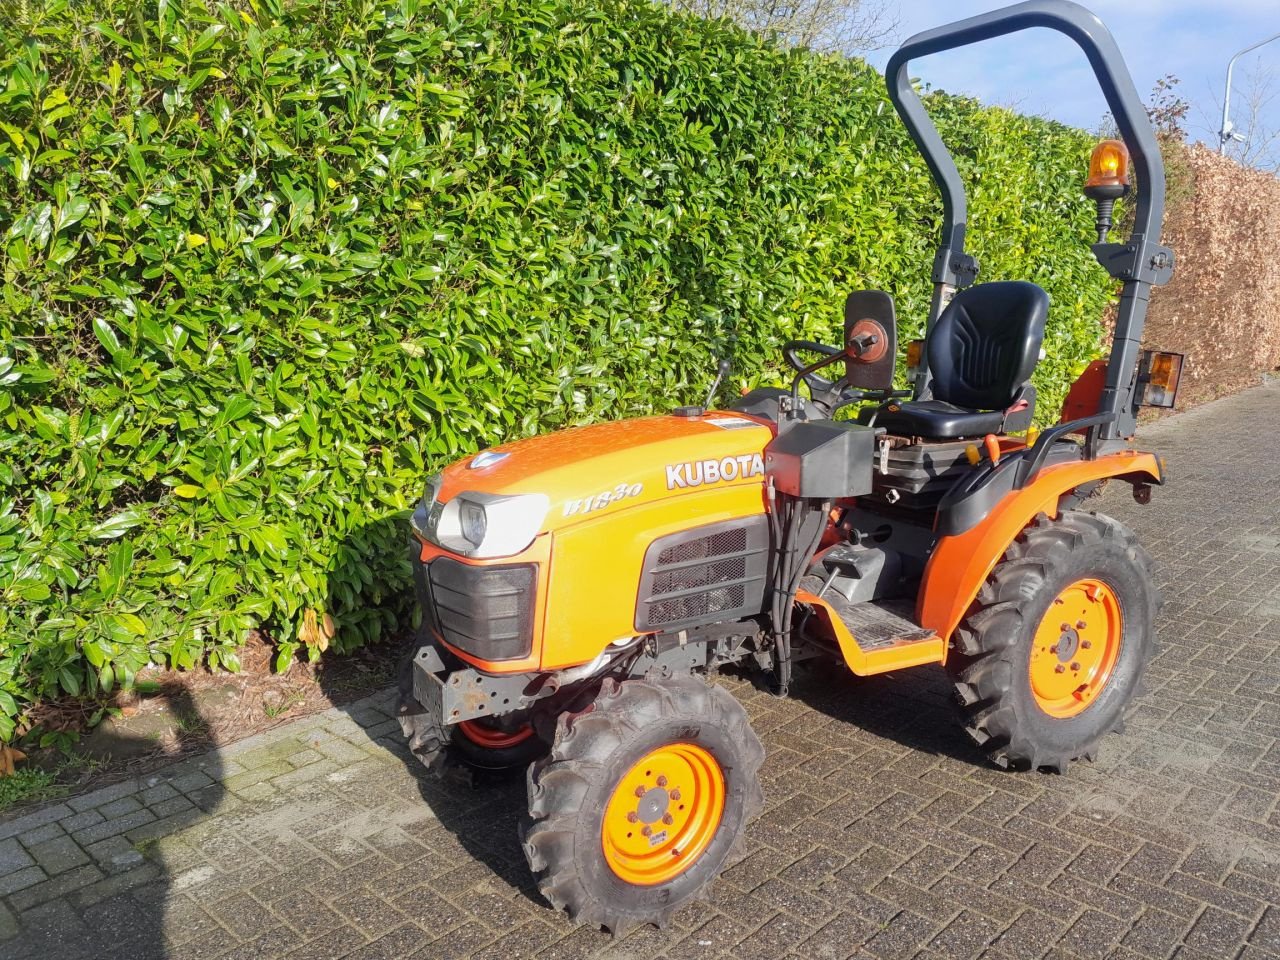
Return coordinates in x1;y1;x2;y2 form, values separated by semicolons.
842;291;896;392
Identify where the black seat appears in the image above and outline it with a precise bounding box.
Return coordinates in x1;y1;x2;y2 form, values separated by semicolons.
867;281;1049;440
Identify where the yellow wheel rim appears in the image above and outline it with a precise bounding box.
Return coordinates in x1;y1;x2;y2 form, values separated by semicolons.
1030;578;1123;718
601;743;725;886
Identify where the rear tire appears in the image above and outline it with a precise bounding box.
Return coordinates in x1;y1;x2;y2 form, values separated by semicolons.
522;676;764;934
947;510;1158;772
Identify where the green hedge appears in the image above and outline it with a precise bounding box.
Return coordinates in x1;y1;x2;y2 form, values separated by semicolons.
0;0;1113;738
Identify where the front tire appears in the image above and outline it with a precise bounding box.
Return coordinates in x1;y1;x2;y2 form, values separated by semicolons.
947;510;1158;772
396;655;545;775
452;717;545;772
522;676;764;933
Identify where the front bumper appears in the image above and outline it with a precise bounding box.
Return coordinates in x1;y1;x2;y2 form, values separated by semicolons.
409;643;550;727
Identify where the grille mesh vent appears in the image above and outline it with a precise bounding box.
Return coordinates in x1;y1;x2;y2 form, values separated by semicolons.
657;528;748;566
648;584;747;627
636;517;768;631
652;556;747;596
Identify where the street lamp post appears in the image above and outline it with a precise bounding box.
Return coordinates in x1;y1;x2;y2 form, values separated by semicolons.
1219;31;1280;154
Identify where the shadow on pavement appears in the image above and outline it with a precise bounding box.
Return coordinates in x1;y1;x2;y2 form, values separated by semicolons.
3;687;224;960
787;660;991;767
318;515;549;911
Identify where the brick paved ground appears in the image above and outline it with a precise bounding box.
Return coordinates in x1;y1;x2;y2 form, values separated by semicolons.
4;382;1280;960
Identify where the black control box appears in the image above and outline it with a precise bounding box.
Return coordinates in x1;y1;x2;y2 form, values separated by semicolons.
764;420;875;499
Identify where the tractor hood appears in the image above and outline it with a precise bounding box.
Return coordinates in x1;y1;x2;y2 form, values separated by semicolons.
427;412;774;541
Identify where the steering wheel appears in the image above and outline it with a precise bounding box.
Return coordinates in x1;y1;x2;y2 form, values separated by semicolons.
783;340;845;396
784;338;913;415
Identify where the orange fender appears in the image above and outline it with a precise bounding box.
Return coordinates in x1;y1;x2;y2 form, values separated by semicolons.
917;450;1163;656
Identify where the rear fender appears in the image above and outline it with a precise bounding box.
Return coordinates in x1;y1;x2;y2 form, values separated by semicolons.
918;451;1163;658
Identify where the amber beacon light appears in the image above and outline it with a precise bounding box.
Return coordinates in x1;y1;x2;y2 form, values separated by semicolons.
1084;139;1131;243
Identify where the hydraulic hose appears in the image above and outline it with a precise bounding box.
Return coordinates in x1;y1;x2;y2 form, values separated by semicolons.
768;493;830;696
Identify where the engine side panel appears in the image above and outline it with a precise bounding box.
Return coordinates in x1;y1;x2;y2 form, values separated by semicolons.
542;484;768;670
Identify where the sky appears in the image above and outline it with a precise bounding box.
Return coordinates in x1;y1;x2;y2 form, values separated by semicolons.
865;1;1280;153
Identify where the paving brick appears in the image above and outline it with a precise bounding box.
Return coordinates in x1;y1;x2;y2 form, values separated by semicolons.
137;781;180;807
164;769;215;794
1059;908;1129;959
14;823;64;848
1122;908;1194;958
56;809;105;834
0;839;34;875
149;794;196;819
0;803;73;842
24;834;88;876
0;865;45;896
862;909;940;960
70;808;157;846
928;910;1003;956
1186;906;1255;953
7;863;104;911
6;898;93;960
994;909;1072;956
65;780;139;813
96;796;144;819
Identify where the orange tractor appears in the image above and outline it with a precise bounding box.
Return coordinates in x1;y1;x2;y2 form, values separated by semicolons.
398;0;1181;933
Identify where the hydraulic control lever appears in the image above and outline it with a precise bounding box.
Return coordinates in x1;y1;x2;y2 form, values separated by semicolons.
704;357;732;409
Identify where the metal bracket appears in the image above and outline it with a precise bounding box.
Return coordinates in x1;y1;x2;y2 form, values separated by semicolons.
1091;241;1175;286
637;637;710;679
412;647;552;725
931;247;979;288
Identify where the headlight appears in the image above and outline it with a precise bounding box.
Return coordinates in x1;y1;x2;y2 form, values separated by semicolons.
410;473;442;541
424;490;549;559
459;500;488;546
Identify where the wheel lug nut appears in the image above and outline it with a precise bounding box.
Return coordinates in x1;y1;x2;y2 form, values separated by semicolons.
1076;620;1087;629
662;813;674;825
1055;665;1066;674
670;789;681;801
634;786;646;797
656;775;668;788
642;826;652;837
1060;623;1071;632
626;811;638;823
1049;645;1058;654
1081;640;1092;650
1071;662;1081;671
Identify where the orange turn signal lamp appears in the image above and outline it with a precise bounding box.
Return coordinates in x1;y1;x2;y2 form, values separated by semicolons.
1084;139;1130;198
1139;350;1183;408
905;339;924;372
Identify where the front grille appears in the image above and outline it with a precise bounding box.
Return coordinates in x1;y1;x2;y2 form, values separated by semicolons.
426;557;536;661
636;517;769;631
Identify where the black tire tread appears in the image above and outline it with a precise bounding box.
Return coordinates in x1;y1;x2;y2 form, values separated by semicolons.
522;676;764;934
395;656;449;776
947;510;1159;773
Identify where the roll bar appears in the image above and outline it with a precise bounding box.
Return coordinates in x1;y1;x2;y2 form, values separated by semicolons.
886;0;1174;440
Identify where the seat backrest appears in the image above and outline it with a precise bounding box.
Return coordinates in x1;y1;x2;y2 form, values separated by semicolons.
927;281;1049;410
